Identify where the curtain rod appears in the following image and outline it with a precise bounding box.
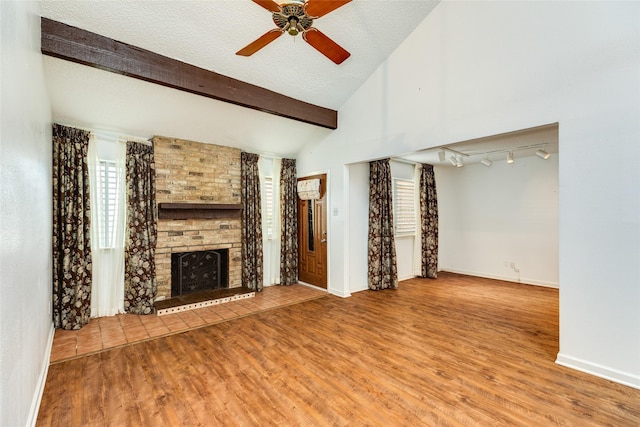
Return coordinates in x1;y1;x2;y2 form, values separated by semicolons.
259;154;283;160
56;122;152;146
259;154;297;161
391;157;420;166
91;129;152;146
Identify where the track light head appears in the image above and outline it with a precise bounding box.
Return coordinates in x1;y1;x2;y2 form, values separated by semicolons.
536;149;550;160
507;152;514;164
449;155;457;166
481;157;492;167
456;156;463;167
438;150;446;162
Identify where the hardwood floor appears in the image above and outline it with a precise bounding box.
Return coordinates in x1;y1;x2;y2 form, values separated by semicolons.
37;273;640;426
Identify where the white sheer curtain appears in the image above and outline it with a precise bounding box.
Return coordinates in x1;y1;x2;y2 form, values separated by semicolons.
413;163;423;277
88;135;126;317
259;156;282;286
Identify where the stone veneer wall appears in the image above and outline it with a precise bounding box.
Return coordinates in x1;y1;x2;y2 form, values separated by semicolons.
153;136;242;299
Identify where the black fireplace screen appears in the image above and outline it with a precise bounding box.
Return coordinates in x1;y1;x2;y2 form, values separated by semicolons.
171;249;228;296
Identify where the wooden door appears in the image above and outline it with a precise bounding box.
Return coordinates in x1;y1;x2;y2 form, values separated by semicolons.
297;174;327;288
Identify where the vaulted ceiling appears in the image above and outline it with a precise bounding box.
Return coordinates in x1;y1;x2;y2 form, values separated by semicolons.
40;0;440;157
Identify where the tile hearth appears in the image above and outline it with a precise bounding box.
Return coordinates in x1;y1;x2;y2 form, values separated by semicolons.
50;284;327;364
154;287;255;316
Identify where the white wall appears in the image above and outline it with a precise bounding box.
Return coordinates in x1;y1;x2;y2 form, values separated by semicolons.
346;162;369;294
296;1;640;388
437;154;559;287
1;2;55;425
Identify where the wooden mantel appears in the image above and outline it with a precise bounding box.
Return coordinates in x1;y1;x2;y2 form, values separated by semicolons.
158;203;242;220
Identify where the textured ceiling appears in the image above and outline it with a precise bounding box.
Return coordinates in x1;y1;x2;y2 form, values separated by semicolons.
40;0;440;109
40;0;440;156
39;1;558;163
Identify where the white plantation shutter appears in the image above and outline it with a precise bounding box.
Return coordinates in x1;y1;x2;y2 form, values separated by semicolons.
88;136;127;317
258;156;282;286
264;176;274;239
98;160;119;248
393;178;416;236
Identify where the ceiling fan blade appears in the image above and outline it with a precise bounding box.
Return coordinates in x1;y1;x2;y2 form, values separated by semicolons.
305;0;352;18
303;28;350;64
251;0;281;13
236;29;283;56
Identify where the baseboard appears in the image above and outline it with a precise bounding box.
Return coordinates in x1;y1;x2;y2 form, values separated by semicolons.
328;287;352;298
556;353;640;390
297;281;329;293
440;268;559;289
349;285;368;294
27;322;55;427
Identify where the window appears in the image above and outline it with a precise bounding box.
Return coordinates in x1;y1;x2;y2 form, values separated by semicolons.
98;160;119;248
393;178;416;236
264;176;274;239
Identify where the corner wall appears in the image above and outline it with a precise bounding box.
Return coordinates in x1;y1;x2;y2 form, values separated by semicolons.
1;1;55;425
437;155;559;287
297;1;639;387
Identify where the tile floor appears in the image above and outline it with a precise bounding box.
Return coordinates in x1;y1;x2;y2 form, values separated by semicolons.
50;284;327;364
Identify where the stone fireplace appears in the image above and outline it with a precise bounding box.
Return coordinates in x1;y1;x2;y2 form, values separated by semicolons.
153;136;242;300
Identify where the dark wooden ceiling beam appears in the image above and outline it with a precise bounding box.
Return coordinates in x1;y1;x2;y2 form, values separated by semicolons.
40;17;338;129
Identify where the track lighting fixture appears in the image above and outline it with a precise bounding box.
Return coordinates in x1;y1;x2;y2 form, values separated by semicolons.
536;149;550;160
507;152;514;164
429;142;550;167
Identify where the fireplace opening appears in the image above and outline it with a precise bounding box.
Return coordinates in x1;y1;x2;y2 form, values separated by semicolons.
171;249;228;297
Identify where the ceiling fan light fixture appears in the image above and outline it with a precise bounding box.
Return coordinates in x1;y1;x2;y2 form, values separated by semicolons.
239;0;352;64
287;17;299;35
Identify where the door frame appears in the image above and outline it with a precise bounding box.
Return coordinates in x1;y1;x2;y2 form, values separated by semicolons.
298;170;330;291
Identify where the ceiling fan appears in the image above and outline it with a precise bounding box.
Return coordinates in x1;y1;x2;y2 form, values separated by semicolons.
236;0;352;65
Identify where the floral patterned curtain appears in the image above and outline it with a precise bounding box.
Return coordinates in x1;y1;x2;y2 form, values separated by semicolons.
368;159;398;290
241;152;263;291
420;164;439;278
52;124;93;329
124;142;157;314
280;158;298;286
